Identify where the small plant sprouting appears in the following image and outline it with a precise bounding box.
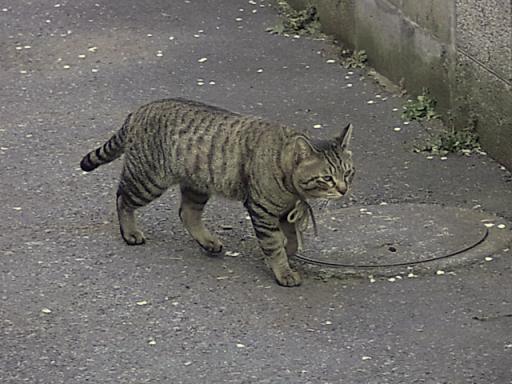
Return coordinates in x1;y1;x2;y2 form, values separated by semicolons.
401;90;439;121
414;127;481;156
266;1;322;37
341;49;367;69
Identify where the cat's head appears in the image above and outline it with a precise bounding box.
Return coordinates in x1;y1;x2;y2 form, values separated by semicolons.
291;123;354;200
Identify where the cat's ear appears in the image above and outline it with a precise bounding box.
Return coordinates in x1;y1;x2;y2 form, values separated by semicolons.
336;123;353;150
294;136;317;163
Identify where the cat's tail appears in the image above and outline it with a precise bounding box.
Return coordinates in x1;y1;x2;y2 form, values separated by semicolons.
80;113;132;172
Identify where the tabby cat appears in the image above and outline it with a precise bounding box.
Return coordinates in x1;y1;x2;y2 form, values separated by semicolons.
80;98;354;286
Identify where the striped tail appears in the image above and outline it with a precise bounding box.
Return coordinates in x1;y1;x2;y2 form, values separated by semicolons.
80;113;132;172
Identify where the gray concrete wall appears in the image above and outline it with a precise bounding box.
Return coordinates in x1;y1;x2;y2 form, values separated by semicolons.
455;0;512;166
288;0;512;169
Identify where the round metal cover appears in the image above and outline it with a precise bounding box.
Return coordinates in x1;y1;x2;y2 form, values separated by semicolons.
296;203;491;270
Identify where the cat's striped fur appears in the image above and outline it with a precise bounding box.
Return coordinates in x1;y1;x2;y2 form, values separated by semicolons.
81;98;354;286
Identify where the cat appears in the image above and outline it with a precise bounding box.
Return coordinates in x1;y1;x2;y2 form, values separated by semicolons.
80;98;354;286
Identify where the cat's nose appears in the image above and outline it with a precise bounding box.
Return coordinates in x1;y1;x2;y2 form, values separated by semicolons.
336;184;347;195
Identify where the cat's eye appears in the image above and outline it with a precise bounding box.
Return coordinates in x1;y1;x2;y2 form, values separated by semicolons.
322;175;334;182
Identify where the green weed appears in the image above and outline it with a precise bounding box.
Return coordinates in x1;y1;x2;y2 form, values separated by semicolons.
266;1;322;37
402;90;439;121
414;127;480;156
341;49;368;69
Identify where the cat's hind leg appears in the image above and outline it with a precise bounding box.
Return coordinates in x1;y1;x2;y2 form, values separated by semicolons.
279;218;298;256
179;186;223;253
116;163;168;245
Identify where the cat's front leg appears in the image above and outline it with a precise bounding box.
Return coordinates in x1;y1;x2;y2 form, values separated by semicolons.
245;201;302;287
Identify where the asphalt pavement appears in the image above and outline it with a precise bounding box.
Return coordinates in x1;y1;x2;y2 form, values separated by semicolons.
1;1;512;383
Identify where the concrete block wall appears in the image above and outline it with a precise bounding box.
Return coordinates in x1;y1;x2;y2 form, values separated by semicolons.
288;0;512;169
455;0;512;166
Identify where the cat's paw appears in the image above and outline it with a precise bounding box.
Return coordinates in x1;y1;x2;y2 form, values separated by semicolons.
197;237;223;254
274;269;302;287
122;229;146;245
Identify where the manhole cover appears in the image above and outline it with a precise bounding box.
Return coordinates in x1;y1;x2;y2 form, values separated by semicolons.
296;203;510;276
